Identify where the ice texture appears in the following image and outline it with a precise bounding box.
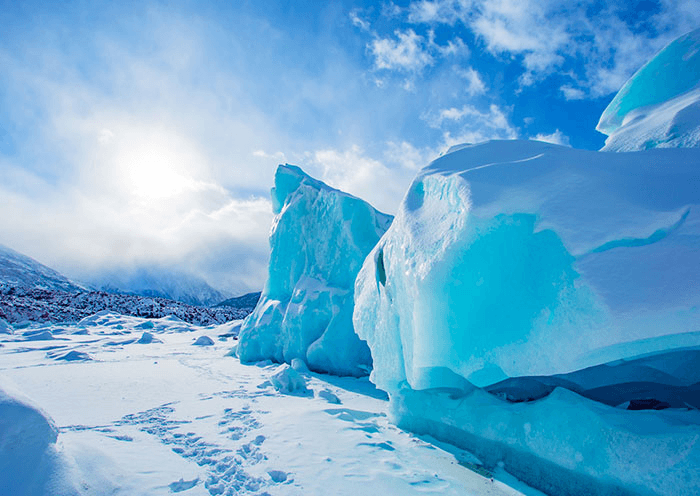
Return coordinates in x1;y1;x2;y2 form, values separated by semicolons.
354;140;700;391
353;141;700;495
238;164;392;376
353;139;700;495
597;28;700;151
394;386;700;496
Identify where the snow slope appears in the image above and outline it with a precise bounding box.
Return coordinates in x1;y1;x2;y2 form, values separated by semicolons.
0;244;85;293
239;165;392;377
598;28;700;151
0;314;540;496
90;267;229;307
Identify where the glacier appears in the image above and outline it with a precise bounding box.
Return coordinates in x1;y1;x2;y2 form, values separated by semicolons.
597;28;700;151
237;164;392;376
353;140;700;495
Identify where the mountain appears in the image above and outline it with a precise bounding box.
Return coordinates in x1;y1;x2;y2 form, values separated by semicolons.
213;291;261;310
0;244;85;293
89;267;229;307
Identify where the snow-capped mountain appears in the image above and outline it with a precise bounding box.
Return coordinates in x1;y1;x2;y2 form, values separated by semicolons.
89;267;229;307
213;291;261;310
0;286;249;325
0;244;85;293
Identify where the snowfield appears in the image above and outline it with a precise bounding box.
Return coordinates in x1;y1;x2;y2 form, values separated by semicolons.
0;313;540;496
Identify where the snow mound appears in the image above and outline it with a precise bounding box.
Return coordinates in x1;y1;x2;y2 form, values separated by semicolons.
598;28;700;151
238;165;392;376
193;335;214;346
0;381;59;494
46;350;92;362
0;318;12;334
136;331;160;344
269;365;309;395
355;140;700;392
22;330;55;341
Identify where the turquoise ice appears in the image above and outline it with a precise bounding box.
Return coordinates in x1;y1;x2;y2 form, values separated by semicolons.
353;140;700;495
597;28;700;150
238;165;392;376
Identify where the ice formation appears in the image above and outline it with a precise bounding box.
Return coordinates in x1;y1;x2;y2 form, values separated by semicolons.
355;140;700;391
353;140;700;495
597;28;700;151
238;165;392;376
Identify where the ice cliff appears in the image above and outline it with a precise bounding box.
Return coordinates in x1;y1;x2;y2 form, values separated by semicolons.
237;165;392;376
598;28;700;151
353;140;700;495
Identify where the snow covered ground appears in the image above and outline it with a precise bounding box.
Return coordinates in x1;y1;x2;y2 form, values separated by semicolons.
0;313;541;496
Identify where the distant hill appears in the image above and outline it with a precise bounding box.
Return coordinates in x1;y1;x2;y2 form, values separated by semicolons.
0;244;253;325
89;267;229;307
214;292;261;311
0;244;85;293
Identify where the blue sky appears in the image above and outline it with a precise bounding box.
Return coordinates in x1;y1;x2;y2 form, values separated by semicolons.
1;0;698;293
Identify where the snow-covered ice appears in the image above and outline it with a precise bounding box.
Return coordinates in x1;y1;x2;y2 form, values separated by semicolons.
238;165;392;377
353;139;700;495
355;139;700;390
0;313;540;496
598;28;700;151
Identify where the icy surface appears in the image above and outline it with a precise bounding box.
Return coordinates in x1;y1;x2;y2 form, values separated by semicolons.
598;28;700;151
0;313;538;496
394;386;700;496
353;139;700;496
355;140;700;392
238;165;392;376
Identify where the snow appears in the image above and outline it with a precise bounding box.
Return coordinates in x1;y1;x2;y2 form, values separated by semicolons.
353;139;700;495
354;140;700;391
0;380;59;495
0;244;85;293
597;28;700;151
238;164;392;377
0;286;248;326
192;335;215;346
0;313;538;496
268;364;310;395
0;318;13;334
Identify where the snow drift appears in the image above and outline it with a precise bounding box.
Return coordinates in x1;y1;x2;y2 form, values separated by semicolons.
238;165;392;376
353;140;700;495
0;381;61;495
598;28;700;151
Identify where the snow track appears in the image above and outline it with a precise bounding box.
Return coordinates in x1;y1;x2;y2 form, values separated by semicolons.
0;313;537;496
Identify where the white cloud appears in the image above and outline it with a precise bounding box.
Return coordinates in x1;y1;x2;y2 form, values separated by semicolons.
407;0;465;25
531;129;571;147
426;103;518;150
349;10;370;32
370;29;434;72
455;66;487;96
405;0;700;97
560;85;586;101
305;145;416;214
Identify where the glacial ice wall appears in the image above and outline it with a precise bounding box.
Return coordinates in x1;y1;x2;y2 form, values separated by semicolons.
597;28;700;151
238;165;392;376
353;139;700;495
354;140;700;392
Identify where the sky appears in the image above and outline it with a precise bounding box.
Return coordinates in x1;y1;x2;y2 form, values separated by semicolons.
1;0;699;295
